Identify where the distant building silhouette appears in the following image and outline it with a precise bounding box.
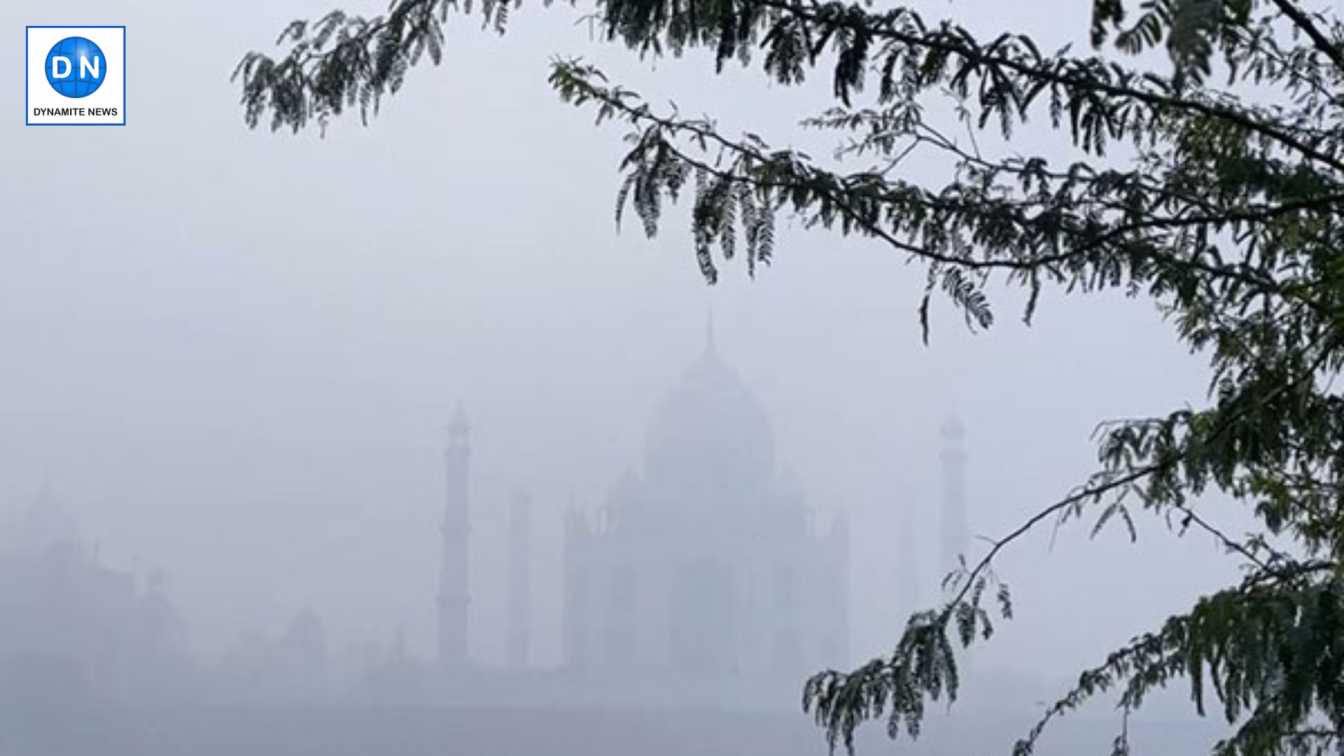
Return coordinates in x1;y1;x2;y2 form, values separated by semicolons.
2;480;79;558
438;403;471;668
0;489;189;708
215;608;329;703
507;490;532;668
940;416;969;578
406;328;853;707
560;329;849;681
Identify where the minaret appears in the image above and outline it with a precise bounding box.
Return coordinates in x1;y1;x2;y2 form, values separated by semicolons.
438;403;471;668
507;489;532;668
939;416;969;581
562;499;591;670
828;511;851;666
897;497;921;614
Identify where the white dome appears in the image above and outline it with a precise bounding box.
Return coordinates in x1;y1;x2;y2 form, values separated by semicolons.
643;340;775;498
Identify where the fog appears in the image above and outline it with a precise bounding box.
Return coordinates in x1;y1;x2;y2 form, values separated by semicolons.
0;0;1251;754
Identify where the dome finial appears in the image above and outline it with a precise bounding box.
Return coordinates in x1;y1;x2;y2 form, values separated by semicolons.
448;401;470;441
705;304;717;356
941;413;965;441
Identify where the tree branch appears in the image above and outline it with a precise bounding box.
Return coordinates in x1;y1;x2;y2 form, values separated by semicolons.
750;0;1344;173
1266;0;1344;75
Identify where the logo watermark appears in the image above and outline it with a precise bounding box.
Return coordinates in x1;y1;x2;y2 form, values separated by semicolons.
26;26;125;126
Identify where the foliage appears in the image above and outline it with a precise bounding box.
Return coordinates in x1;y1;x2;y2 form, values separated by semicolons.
235;0;1344;754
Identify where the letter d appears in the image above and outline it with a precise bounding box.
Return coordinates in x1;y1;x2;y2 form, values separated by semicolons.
50;56;71;79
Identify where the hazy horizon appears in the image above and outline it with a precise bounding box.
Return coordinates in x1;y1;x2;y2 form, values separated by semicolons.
0;2;1262;752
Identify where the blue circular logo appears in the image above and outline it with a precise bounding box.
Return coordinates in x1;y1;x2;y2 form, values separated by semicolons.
45;36;106;99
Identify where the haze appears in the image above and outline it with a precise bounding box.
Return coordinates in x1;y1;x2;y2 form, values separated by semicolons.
0;0;1252;753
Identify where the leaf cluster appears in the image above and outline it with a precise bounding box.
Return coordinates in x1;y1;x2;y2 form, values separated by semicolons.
235;0;1344;754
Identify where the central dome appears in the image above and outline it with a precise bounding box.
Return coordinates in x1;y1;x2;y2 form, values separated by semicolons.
643;338;775;496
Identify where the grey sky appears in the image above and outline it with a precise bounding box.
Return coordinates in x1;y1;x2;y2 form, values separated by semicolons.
0;0;1247;709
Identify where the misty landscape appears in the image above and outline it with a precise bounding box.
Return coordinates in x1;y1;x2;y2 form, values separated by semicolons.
6;0;1344;755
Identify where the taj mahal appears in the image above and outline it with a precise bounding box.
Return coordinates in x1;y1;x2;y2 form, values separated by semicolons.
408;323;973;714
0;327;979;753
424;329;855;708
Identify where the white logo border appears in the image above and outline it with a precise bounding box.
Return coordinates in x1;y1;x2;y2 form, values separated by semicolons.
25;25;127;127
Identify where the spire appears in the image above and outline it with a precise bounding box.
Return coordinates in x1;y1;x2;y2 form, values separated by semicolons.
507;489;532;669
939;413;969;578
941;414;965;442
438;403;472;668
705;305;717;356
448;402;470;440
